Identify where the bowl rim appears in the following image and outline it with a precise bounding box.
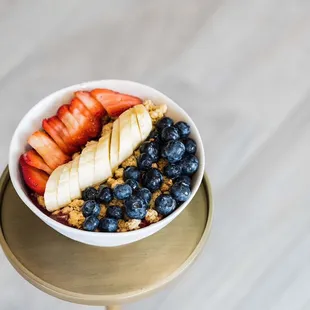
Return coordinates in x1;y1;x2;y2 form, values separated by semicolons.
8;79;205;238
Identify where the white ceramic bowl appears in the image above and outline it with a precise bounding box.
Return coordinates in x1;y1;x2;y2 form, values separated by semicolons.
9;80;205;247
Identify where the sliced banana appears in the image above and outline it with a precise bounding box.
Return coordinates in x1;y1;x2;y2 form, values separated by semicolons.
110;117;120;171
119;109;134;163
69;156;81;200
130;109;142;151
134;104;152;141
57;162;71;207
94;131;112;185
44;165;63;212
78;142;97;190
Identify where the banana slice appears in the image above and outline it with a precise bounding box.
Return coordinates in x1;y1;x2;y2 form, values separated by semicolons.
69;156;81;200
44;165;63;212
78;142;97;191
57;162;71;207
130;109;142;151
110;117;120;171
134;105;152;141
119;109;134;163
94;131;112;185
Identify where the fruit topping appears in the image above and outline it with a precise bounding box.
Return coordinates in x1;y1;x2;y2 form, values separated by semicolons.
125;196;147;219
19;156;49;195
161;140;185;163
156;117;173;131
96;186;113;204
82;200;101;217
113;184;132;200
22;150;52;174
82;187;98;201
164;164;182;179
138;153;153;171
175;121;190;138
136;188;152;204
124;166;140;181
161;126;180;142
75;91;106;118
83;216;100;231
98;217;118;232
125;179;139;191
142;168;163;192
181;155;199;175
171;182;191;202
155;194;177;216
140;141;159;162
106;206;123;220
183;138;197;155
174;175;191;188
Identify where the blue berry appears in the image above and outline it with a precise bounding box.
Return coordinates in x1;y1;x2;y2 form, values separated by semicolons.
98;217;118;232
148;129;160;141
171;182;191;202
183;138;197;154
82;187;97;201
175;175;191;187
181;155;199;175
155;194;177;216
136;187;152;204
161;126;180;142
156;117;173;131
125;196;147;219
164;163;182;179
140;141;159;162
161;140;185;163
175;121;190;138
96;186;113;204
126;179;139;191
106;206;123;220
82;200;101;217
124;166;141;181
113;184;132;200
142;168;163;192
138;153;153;170
83;216;100;231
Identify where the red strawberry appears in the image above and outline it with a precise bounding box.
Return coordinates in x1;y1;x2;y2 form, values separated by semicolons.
22;150;53;174
69;98;101;139
43;116;79;154
75;91;106;118
28;131;70;170
20;156;49;195
57;105;89;146
90;89;142;117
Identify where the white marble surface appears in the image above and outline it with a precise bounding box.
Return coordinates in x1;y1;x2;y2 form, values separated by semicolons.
1;0;310;309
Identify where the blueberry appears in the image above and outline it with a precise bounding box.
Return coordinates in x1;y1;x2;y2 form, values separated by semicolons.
82;200;101;217
125;196;147;219
126;179;139;191
113;184;133;200
124;166;141;181
161;126;180;142
83;216;100;231
183;138;197;154
142;168;163;192
155;194;177;216
98;217;118;232
148;129;160;141
181;155;199;175
96;186;113;204
82;187;97;201
161;140;185;163
164;163;182;179
175;175;192;187
140;141;160;162
106;205;123;220
136;187;152;204
175;121;190;138
156;117;173;131
138;153;153;170
171;182;191;202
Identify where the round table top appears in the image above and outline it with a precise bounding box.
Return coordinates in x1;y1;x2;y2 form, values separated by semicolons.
0;169;212;306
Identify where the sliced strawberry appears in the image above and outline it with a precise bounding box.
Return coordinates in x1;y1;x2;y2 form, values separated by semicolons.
22;150;53;174
69;98;101;139
20;156;49;195
75;91;106;118
28;131;70;170
57;105;89;146
91;89;142;117
43;117;79;154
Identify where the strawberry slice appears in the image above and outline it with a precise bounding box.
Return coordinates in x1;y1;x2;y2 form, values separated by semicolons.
43;117;79;154
90;89;142;117
28;131;70;170
20;156;49;195
22;150;53;174
57;105;89;146
69;98;101;139
75;91;106;118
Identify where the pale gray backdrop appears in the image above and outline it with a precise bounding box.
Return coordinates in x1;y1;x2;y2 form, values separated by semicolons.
1;0;310;309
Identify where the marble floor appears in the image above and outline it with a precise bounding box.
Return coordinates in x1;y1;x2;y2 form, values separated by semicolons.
1;0;310;309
